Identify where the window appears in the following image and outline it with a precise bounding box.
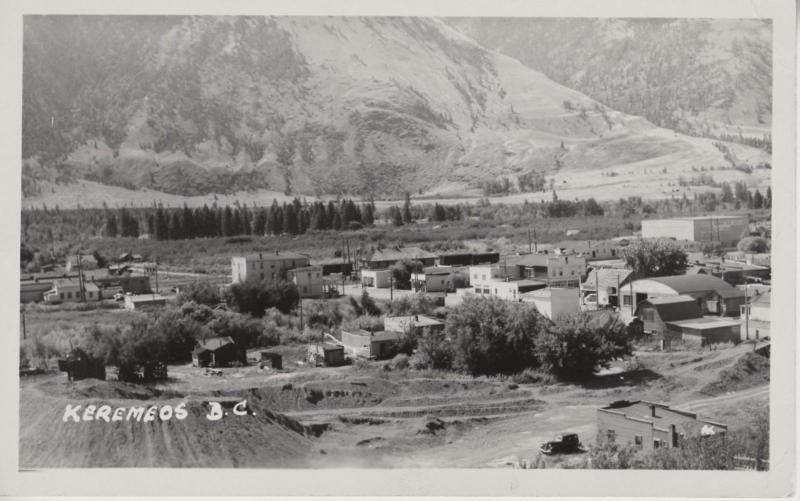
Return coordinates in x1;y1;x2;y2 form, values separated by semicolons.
261;273;265;280
67;292;72;299
642;310;655;322
483;288;490;295
88;292;93;298
60;293;64;300
271;273;276;279
606;430;616;443
654;440;661;449
623;295;632;306
634;435;643;448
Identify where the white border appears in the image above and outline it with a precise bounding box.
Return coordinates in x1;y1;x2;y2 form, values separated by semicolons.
0;0;795;497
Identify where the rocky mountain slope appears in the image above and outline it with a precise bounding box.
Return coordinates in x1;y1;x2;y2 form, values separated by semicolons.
446;18;772;142
22;16;770;201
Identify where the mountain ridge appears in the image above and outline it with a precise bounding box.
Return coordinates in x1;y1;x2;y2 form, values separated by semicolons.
22;16;770;202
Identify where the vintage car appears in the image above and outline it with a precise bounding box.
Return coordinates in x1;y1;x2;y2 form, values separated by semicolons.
539;432;585;455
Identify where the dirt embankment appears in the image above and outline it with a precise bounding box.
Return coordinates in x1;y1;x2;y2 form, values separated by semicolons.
20;379;317;468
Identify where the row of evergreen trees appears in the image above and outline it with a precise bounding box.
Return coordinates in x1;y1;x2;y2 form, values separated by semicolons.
103;198;378;240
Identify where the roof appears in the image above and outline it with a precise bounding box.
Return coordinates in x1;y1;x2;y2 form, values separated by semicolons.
367;247;437;263
308;343;344;353
582;269;635;290
715;288;746;299
66;255;98;265
237;251;309;261
341;329;404;342
194;336;235;353
290;265;322;272
127;294;166;303
637;295;702;321
666;317;742;330
644;275;741;295
385;315;444;328
423;266;454;275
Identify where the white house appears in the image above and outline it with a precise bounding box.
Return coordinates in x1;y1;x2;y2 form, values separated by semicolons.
289;265;324;298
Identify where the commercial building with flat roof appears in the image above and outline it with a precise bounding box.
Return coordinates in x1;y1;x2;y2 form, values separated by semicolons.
641;216;749;246
231;251;310;284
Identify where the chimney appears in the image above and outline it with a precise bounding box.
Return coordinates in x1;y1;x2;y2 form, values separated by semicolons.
259;252;263;259
650;404;657;418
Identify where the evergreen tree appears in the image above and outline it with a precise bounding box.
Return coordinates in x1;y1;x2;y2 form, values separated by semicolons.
765;186;772;209
105;214;118;238
253;208;267;235
402;192;413;223
752;189;764;209
222;206;234;237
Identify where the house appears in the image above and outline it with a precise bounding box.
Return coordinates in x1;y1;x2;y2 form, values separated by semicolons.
289;265;324;298
306;343;345;367
118;252;133;262
384;314;445;336
435;251;499;267
581;269;636;308
619;275;745;321
360;268;392;288
511;253;587;288
597;400;727;452
340;329;403;359
231;251;310;284
124;294;167;311
635;295;703;339
475;278;547;302
260;351;283;369
521;287;580;320
65;254;99;273
410;266;457;292
192;337;246;367
43;280;101;303
362;246;437;270
551;239;624;261
641;215;749;246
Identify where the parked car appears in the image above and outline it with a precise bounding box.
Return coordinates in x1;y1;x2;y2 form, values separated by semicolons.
539;432;585;455
113;290;125;302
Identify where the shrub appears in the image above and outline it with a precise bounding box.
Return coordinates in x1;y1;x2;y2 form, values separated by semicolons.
391;353;410;370
225;279;300;317
510;368;556;385
176;280;222;306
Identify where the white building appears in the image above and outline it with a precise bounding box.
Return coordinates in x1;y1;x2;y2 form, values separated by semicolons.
360;268;392;288
124;294;167;310
410;266;456;293
43;280;100;304
641;216;749;246
512;253;587;288
231;251;310;284
521;287;580;320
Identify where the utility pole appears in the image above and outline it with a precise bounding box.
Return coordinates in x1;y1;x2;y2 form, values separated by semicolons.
527;227;532;254
744;281;750;340
76;252;86;302
21;310;26;340
390;274;393;301
154;261;160;294
299;299;304;331
533;227;538;252
341;239;346;295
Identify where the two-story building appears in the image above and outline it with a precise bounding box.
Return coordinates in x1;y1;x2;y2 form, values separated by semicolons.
512;253;587;288
289;265;324;298
231;251;310;284
597;400;727;452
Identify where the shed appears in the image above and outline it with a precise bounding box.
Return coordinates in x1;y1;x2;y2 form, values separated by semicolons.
665;317;742;347
307;343;346;367
192;337;246;367
57;348;106;381
340;329;404;359
260;351;283;370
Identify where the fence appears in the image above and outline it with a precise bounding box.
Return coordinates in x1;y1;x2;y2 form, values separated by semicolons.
733;455;769;471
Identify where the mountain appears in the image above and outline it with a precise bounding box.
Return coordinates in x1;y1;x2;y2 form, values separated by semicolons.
446;18;772;142
22;16;770;203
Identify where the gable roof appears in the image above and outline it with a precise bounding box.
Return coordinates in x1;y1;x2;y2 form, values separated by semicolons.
583;268;635;290
194;336;235;354
637;295;703;322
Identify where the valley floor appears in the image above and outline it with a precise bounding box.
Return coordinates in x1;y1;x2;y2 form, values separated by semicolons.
19;342;769;469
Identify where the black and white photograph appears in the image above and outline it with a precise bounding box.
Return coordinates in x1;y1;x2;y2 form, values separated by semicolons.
2;0;796;497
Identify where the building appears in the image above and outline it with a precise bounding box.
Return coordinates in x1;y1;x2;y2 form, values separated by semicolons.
20;279;54;303
619;275;745;321
231;251;310;284
641;216;749;246
521;287;580;320
687;258;770;286
477;278;547;302
512;253;587;288
384;314;445;336
192;337;246;367
665;317;741;347
551;240;623;261
597;400;727;452
410;266;457;293
312;259;353;277
362;247;437;270
340;329;403;359
124;294;167;311
435;251;499;267
635;295;703;337
361;268;392;288
43;280;101;304
65;254;99;273
289;265;324;298
581;269;637;308
306;343;346;367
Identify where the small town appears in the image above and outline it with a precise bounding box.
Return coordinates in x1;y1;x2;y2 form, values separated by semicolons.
14;13;781;480
19;210;772;469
